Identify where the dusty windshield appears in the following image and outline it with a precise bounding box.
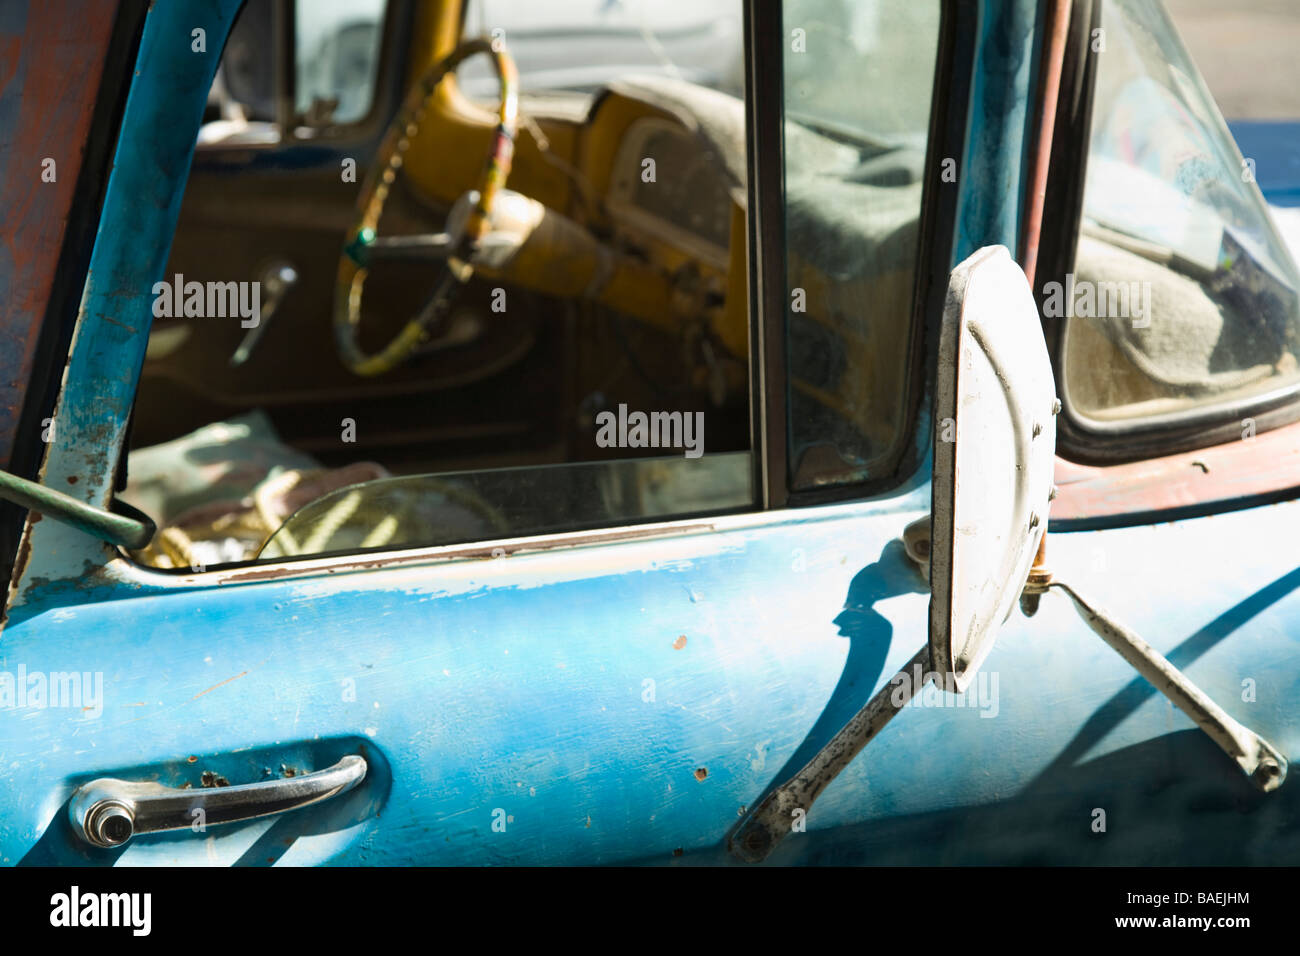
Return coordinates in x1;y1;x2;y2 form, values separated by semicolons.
1064;0;1300;423
457;0;744;99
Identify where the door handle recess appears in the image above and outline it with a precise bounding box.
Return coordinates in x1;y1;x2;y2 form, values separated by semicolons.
69;755;367;848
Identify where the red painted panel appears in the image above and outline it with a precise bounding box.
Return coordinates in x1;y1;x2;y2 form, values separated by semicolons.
1052;419;1300;524
0;1;119;466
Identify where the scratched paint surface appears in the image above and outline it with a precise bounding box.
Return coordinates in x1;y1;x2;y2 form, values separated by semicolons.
0;0;118;466
5;0;1299;866
3;490;1300;865
1052;419;1300;529
7;0;244;615
955;0;1037;266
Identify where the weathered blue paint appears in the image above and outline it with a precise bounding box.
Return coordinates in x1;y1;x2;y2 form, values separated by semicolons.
913;0;1044;481
4;0;1297;867
7;0;244;616
953;0;1040;266
4;488;1299;865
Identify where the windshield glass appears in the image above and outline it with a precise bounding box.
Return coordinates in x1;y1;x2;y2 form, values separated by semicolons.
1064;0;1300;424
457;0;744;99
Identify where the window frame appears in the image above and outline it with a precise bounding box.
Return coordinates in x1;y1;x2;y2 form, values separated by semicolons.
0;0;151;592
1038;0;1300;466
747;0;975;510
118;0;975;576
196;0;413;155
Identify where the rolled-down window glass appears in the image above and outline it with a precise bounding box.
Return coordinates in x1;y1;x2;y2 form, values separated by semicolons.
780;0;941;490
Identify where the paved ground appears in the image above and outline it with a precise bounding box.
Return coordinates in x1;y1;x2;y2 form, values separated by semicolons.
1166;0;1300;120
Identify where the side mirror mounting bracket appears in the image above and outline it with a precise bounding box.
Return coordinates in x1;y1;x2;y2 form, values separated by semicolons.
1024;571;1287;792
728;245;1285;865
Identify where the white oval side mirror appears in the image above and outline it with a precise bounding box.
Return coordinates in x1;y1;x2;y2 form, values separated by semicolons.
930;245;1058;691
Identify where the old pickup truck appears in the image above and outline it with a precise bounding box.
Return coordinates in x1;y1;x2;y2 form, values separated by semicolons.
1;0;1298;866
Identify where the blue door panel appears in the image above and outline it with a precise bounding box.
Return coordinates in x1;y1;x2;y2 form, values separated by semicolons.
4;488;1298;865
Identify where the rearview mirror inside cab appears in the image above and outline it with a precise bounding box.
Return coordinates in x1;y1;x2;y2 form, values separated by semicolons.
930;245;1059;692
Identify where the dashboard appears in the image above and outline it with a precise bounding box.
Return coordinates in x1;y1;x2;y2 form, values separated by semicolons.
605;116;739;270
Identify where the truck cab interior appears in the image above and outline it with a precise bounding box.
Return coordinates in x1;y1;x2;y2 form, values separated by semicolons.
123;0;1300;571
124;0;938;569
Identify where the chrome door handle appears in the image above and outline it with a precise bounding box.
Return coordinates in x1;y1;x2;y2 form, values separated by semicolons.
69;755;366;848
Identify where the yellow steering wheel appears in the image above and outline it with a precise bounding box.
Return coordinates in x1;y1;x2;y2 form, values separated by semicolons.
334;37;519;377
